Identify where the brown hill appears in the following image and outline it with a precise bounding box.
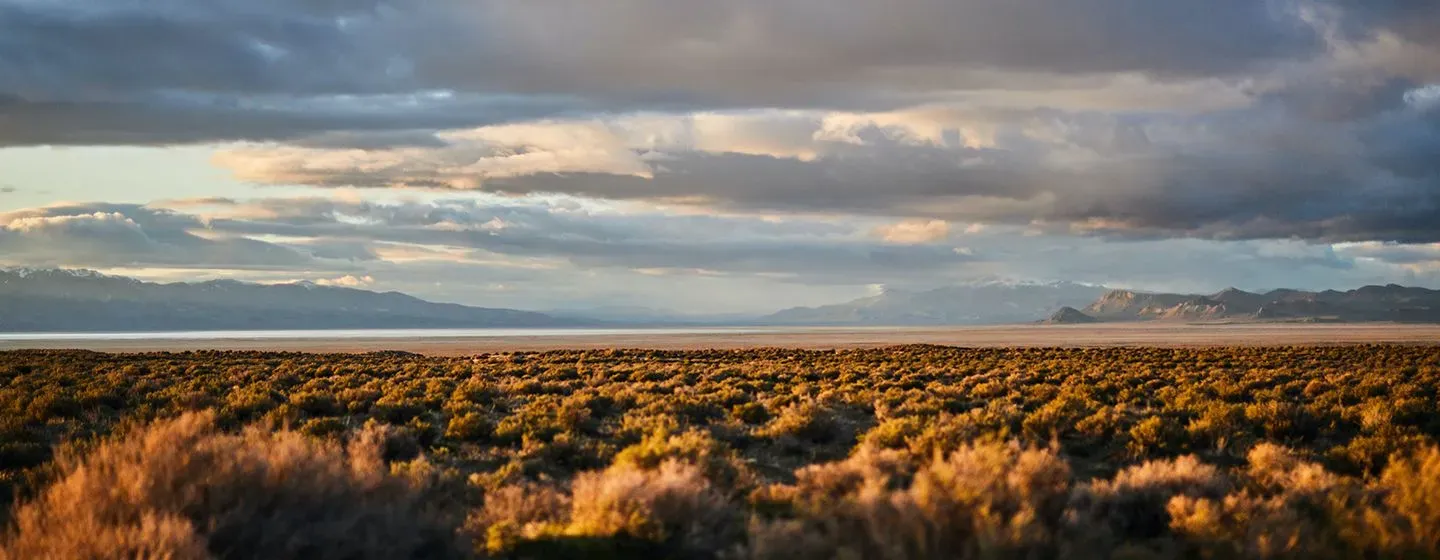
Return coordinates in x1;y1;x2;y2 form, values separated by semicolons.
1081;285;1440;323
1042;307;1100;324
1084;290;1192;319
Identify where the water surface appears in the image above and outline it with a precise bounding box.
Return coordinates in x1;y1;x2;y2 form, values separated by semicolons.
0;327;791;341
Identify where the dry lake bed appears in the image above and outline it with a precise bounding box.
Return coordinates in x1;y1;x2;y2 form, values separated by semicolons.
2;323;1438;355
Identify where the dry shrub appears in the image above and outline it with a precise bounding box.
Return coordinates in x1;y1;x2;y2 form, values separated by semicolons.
567;460;742;553
477;459;743;558
760;400;843;443
445;412;494;443
1245;443;1336;491
477;484;569;530
469;483;570;555
1069;454;1227;551
0;413;468;560
748;442;1072;560
470;441;1440;559
612;429;756;493
1377;445;1440;552
1165;444;1377;559
748;445;915;520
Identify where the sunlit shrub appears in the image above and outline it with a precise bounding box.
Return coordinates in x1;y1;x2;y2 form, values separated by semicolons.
0;413;468;559
1377;445;1440;552
1071;454;1227;544
613;429;754;493
567;460;742;552
4;346;1440;557
749;442;1071;559
445;412;494;443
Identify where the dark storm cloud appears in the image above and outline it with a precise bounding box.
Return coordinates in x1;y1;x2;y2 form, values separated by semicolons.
0;92;593;147
1326;0;1440;46
0;0;394;97
218;95;1440;243
7;0;1440;248
0;0;1324;145
414;0;1320;99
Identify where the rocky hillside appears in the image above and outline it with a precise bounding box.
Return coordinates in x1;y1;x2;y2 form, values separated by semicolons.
1042;307;1100;324
1083;285;1440;323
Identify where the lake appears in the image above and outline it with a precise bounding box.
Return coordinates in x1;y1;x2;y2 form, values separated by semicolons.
0;327;793;342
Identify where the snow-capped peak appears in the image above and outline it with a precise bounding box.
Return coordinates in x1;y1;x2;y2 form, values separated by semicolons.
956;276;1101;289
2;267;109;279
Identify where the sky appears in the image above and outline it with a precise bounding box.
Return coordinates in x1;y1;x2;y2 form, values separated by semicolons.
2;0;1440;314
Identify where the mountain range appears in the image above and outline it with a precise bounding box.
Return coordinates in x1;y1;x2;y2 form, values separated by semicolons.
0;268;584;332
4;268;1440;332
1073;285;1440;323
761;281;1109;326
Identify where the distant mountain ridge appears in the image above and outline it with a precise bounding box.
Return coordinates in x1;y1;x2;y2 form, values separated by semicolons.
0;268;584;332
1083;285;1440;323
762;281;1109;326
7;268;1437;332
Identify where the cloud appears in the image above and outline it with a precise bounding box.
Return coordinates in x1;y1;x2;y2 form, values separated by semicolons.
315;274;375;287
0;186;16;193
0;204;319;270
0;90;590;147
214;89;1440;243
11;1;1440;248
5;1;1321;96
194;196;978;280
0;197;978;287
6;211;143;235
0;196;986;312
214;120;656;189
7;0;1440;307
0;0;1330;145
1334;242;1440;266
875;220;951;244
5;196;1440;312
158;195;1440;293
1326;0;1440;48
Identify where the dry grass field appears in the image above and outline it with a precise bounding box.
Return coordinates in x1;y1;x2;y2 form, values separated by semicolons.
2;343;1440;557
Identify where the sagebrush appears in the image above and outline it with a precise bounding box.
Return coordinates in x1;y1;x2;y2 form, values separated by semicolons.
2;346;1440;558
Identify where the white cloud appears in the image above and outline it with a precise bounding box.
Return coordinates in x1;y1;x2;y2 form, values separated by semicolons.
4;211;142;234
1406;84;1440;109
874;219;951;244
214;120;656;190
314;274;375;287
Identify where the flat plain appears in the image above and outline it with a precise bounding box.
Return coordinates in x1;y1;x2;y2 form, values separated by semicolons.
2;323;1437;354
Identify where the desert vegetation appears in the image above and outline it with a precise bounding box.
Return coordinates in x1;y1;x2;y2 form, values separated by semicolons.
2;345;1440;558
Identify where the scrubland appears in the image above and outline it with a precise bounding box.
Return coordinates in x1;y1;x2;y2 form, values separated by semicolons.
2;346;1440;558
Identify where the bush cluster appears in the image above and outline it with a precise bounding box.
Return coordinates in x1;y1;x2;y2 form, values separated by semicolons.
0;345;1439;558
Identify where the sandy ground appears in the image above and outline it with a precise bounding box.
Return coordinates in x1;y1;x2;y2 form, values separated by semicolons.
1;324;1438;355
